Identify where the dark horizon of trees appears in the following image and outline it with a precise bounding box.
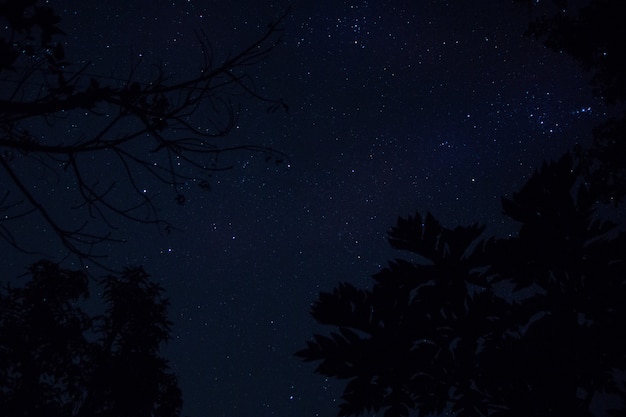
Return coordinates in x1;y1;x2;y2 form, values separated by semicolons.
0;260;182;417
298;1;626;416
0;0;289;267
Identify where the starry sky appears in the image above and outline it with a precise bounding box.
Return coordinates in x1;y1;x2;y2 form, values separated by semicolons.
1;1;609;416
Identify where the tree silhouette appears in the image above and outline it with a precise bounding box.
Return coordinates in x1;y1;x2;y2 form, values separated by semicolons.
0;0;289;263
516;0;626;105
298;4;626;414
514;0;626;204
0;259;182;417
297;155;626;417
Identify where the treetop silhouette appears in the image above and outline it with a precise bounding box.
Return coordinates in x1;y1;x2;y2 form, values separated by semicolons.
516;0;626;105
514;0;626;204
0;260;182;417
297;154;626;417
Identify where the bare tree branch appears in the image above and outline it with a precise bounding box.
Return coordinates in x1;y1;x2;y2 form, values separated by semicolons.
0;2;290;265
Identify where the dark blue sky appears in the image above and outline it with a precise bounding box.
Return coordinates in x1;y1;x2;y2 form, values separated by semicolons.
2;1;607;416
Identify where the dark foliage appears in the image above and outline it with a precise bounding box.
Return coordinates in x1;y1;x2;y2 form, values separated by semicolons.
0;260;182;417
0;0;288;263
297;155;626;417
299;3;626;414
515;0;626;204
517;0;626;104
576;114;626;205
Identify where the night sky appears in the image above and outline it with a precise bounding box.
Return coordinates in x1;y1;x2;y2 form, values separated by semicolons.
1;1;610;416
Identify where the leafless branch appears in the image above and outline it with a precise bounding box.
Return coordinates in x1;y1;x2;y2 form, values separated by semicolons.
0;4;291;265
